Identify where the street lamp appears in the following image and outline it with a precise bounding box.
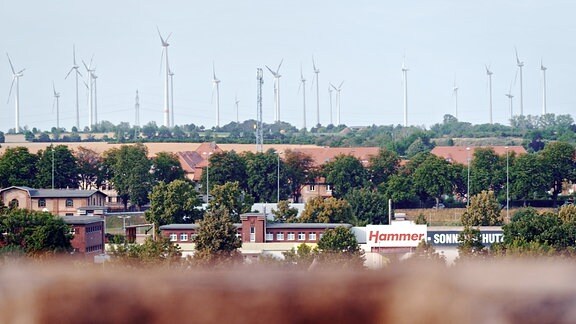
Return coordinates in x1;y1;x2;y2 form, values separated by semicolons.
506;146;509;221
119;215;131;232
203;152;213;203
276;151;283;203
466;147;471;208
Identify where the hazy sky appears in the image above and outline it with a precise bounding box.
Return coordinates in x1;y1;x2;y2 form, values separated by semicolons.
1;0;575;132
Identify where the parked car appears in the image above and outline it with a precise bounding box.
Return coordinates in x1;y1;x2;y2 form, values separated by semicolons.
432;203;446;209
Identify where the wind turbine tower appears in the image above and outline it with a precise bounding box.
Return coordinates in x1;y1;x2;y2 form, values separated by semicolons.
169;69;175;127
235;95;240;123
256;68;264;153
53;83;61;130
515;49;524;116
486;66;493;124
453;79;459;119
92;71;98;126
157;27;172;127
266;59;283;122
312;57;320;126
299;67;307;130
135;90;140;138
6;53;25;132
402;60;409;127
82;58;95;130
212;64;221;127
65;45;82;130
328;86;333;125
506;81;514;126
541;60;547;115
331;81;344;125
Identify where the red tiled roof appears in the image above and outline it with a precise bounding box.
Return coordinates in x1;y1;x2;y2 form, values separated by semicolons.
284;147;381;167
431;146;527;165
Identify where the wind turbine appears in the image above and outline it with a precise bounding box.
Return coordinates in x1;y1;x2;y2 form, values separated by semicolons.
235;94;240;123
92;71;98;127
486;65;493;124
505;81;514;126
312;56;320;126
331;81;344;126
157;27;172;127
6;53;25;132
328;85;333;125
515;48;524;116
52;82;60;130
265;59;283;122
65;45;82;130
453;78;459;119
541;59;547;115
212;64;221;127
169;68;175;127
298;66;307;130
402;59;409;127
82;57;95;130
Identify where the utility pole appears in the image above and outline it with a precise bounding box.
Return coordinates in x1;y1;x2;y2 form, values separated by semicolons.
135;90;140;139
256;68;264;153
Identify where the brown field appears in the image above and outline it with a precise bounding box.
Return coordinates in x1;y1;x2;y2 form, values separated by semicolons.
1;260;576;323
397;207;557;226
0;141;321;157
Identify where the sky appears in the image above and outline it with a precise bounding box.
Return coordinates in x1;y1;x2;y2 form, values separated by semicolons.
0;0;575;133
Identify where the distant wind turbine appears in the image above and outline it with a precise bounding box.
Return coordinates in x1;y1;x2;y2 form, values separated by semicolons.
266;59;283;122
212;64;221;127
82;57;95;130
331;81;344;126
52;82;60;130
169;68;175;127
157;27;172;127
328;86;333;125
6;53;25;132
541;59;547;115
65;45;82;130
515;48;524;116
402;59;409;127
298;66;307;130
235;94;240;123
312;56;320;126
92;71;98;126
505;81;514;126
453;78;459;119
486;65;493;124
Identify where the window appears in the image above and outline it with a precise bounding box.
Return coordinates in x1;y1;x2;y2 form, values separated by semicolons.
65;198;74;207
250;226;256;242
298;232;306;241
309;184;316;191
276;232;284;241
309;232;317;241
38;199;46;208
9;199;19;208
169;233;177;242
180;233;188;241
287;232;295;241
326;184;332;192
266;232;274;241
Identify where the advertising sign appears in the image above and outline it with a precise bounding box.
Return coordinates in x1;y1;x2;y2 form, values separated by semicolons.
427;230;504;247
365;224;428;248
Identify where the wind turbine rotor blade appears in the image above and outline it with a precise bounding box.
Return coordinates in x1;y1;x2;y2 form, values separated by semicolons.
76;69;83;77
276;59;283;73
65;67;75;79
156;26;165;44
73;44;77;65
53;82;57;96
330;83;337;91
265;65;276;76
6;53;16;74
17;68;25;74
166;32;172;42
159;48;165;75
82;60;89;71
7;78;15;103
338;81;345;88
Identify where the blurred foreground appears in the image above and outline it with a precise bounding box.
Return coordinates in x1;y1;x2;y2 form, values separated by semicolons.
1;260;575;323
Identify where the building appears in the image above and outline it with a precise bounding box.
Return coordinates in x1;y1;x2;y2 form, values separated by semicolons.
431;146;527;165
0;186;107;216
62;216;105;257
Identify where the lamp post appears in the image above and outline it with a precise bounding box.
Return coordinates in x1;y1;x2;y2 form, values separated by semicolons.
120;215;131;232
276;151;283;203
203;152;213;203
506;146;509;221
466;147;471;208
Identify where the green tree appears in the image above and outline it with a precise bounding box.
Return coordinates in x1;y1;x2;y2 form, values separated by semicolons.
108;237;182;268
470;148;505;197
272;200;299;223
461;190;503;226
381;173;417;205
193;207;242;267
0;209;72;256
200;151;248;192
558;204;576;223
103;144;153;210
209;181;254;223
316;226;365;269
35;145;79;189
368;148;400;187
283;149;315;202
151;152;185;184
0;146;38;188
406;240;446;265
323;154;368;198
244;150;287;202
412;154;454;205
510;153;550;203
75;146;105;190
345;188;388;225
457;226;486;259
299;196;353;224
539;142;576;207
282;243;316;269
145;180;202;227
